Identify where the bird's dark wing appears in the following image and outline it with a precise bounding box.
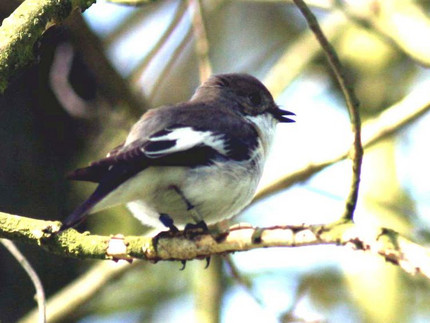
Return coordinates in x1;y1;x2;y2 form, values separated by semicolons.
61;124;258;231
66;141;132;183
67;123;258;183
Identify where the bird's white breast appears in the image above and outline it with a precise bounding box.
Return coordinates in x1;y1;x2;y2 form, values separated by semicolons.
245;113;278;156
125;152;264;228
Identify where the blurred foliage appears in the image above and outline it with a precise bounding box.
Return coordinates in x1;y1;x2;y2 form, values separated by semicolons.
1;0;430;322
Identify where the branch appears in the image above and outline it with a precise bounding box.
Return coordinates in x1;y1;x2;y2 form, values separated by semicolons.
128;2;187;86
224;255;263;305
128;2;188;85
193;256;223;323
187;0;212;82
0;0;96;93
19;261;136;323
1;239;46;323
264;11;347;97
65;13;149;118
147;26;193;102
336;0;430;67
1;211;430;280
104;0;153;5
292;0;363;222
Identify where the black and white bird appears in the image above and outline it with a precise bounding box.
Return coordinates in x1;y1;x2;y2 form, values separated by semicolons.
60;73;295;232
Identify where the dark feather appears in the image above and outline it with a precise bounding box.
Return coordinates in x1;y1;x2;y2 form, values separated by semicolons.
66;165;108;183
106;142;125;157
223;132;258;161
66;141;144;182
61;160;147;230
144;140;177;155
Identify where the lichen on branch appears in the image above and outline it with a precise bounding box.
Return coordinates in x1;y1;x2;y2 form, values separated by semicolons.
1;211;430;280
0;0;96;93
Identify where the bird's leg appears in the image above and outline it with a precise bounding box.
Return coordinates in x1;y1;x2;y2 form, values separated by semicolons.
171;186;205;226
159;213;179;232
171;186;211;268
152;213;180;256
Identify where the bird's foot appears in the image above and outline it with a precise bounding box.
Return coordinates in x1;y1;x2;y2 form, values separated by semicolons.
184;221;211;268
184;220;209;238
152;214;181;250
153;215;211;269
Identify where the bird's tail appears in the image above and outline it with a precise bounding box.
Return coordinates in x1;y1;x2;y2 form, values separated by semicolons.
60;163;140;232
59;188;106;232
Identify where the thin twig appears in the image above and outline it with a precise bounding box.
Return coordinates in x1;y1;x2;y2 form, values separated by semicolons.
128;2;188;85
104;8;156;47
147;28;194;102
19;261;136;323
292;0;363;222
66;13;149;118
187;0;212;82
333;1;403;54
264;11;346;97
334;0;430;67
239;0;332;8
104;0;152;5
1;239;46;323
224;255;264;306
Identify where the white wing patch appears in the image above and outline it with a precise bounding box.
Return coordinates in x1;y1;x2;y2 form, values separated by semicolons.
143;127;228;157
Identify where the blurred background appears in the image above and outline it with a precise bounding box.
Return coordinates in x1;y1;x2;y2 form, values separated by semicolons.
1;0;430;322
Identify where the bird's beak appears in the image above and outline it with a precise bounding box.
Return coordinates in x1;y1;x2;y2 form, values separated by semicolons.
273;107;295;123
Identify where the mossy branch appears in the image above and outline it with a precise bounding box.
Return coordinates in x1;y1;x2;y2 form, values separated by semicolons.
1;211;429;280
0;0;96;93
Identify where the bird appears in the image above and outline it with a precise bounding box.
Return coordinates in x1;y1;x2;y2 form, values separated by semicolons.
60;73;295;233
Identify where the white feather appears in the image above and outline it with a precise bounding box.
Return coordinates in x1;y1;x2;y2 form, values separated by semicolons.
245;114;277;156
144;127;227;156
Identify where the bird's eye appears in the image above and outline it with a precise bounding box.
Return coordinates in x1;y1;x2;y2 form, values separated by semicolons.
248;92;262;105
216;76;230;87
